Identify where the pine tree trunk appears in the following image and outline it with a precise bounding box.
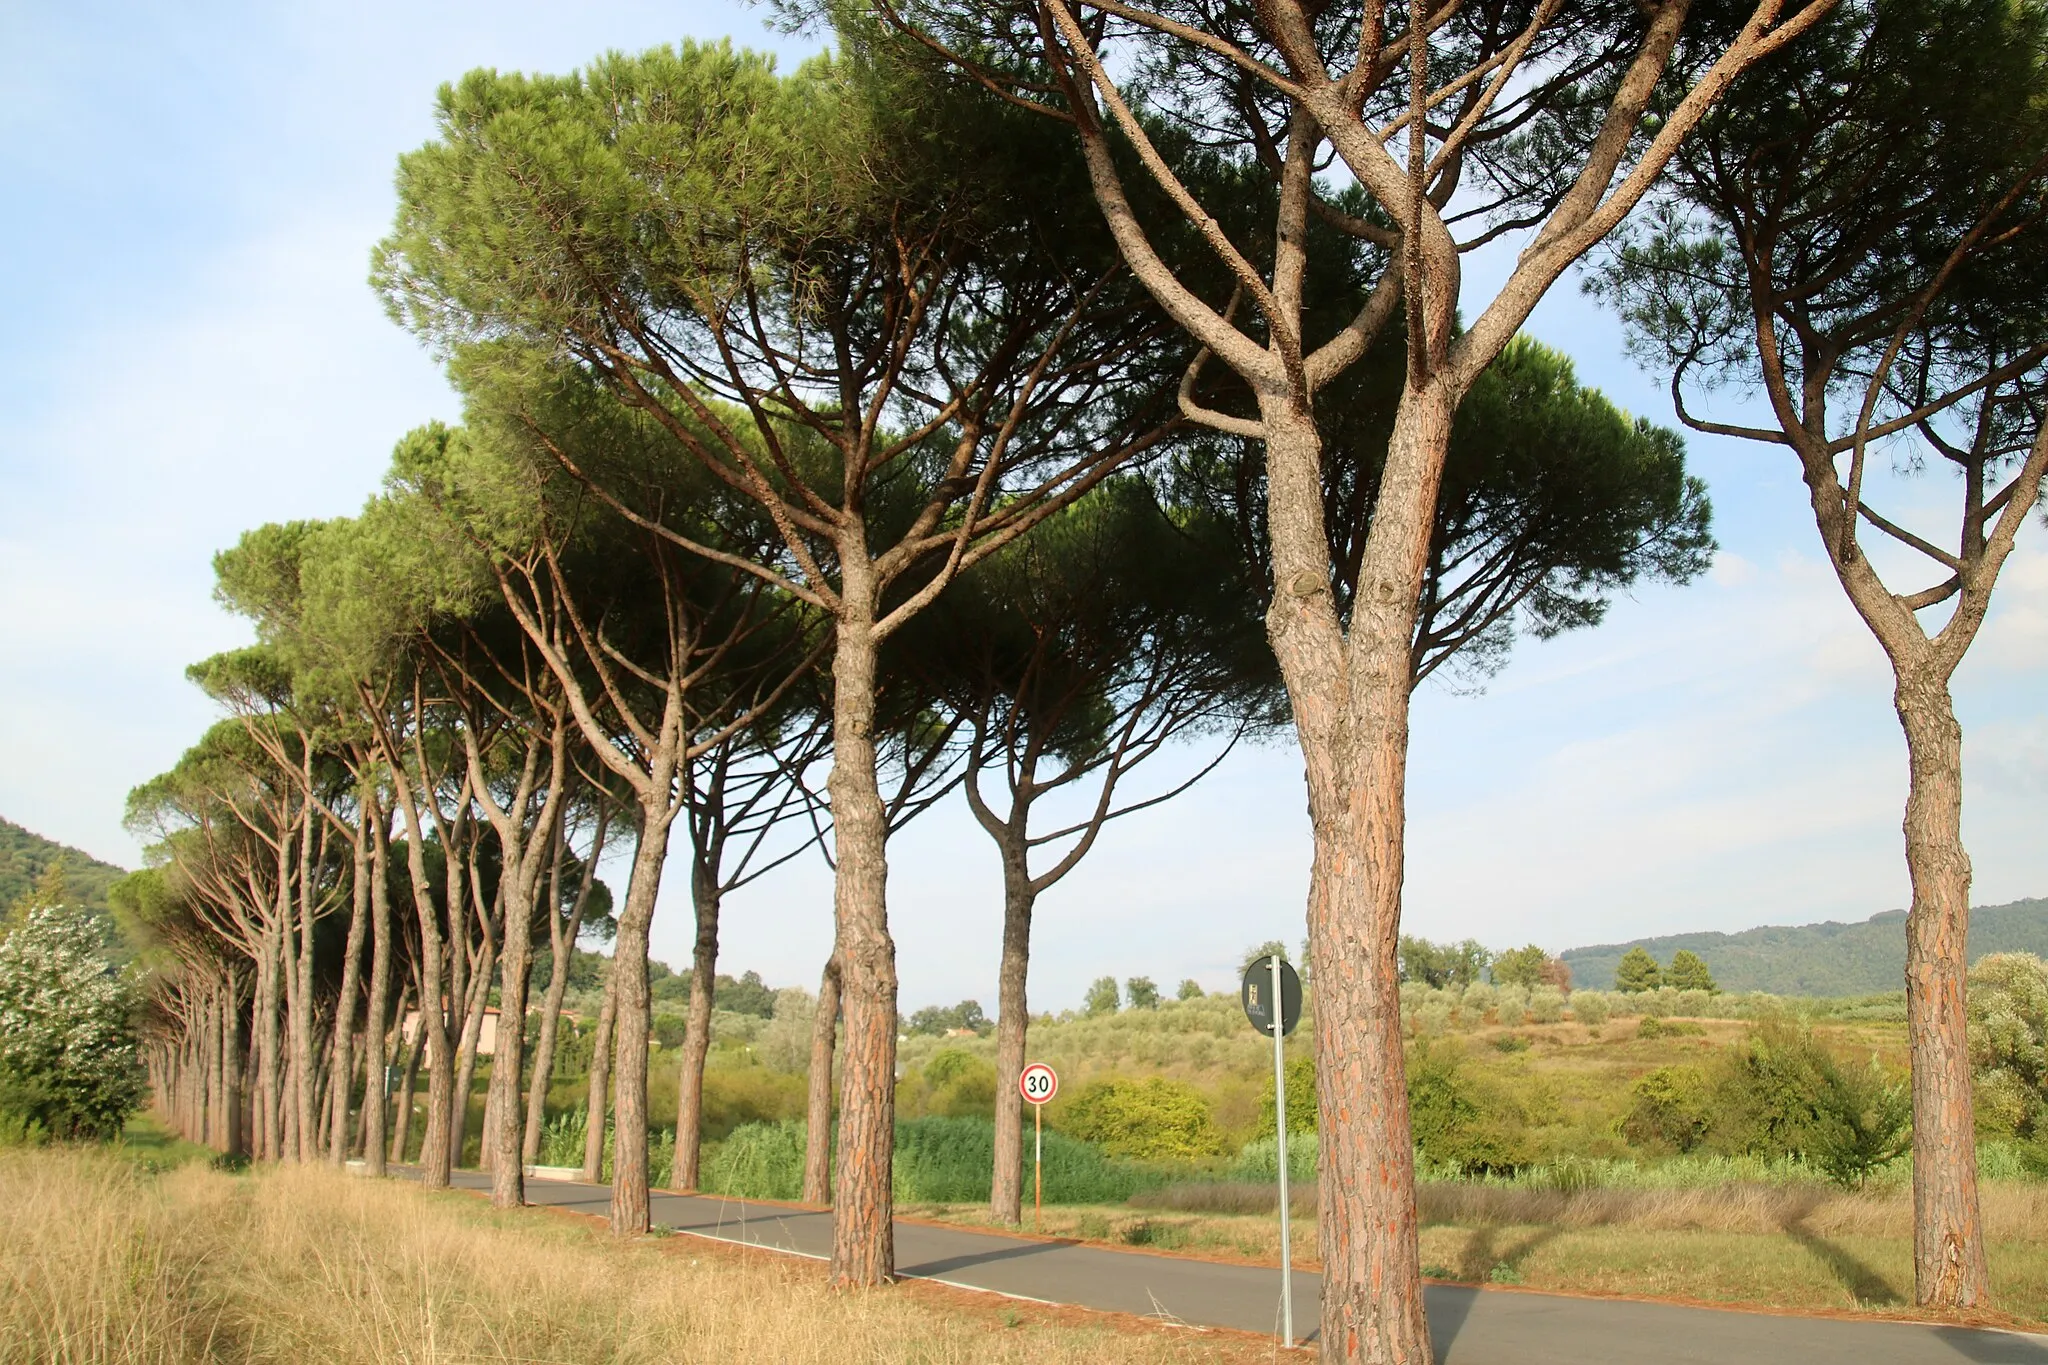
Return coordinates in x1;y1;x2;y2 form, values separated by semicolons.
489;880;539;1208
609;810;677;1234
582;964;618;1183
258;929;284;1162
360;811;394;1176
222;964;243;1159
329;830;372;1165
826;610;898;1285
525;818;599;1164
449;930;496;1172
672;863;721;1191
989;843;1034;1224
1897;669;1990;1307
803;955;840;1204
293;806;319;1164
1261;390;1448;1365
392;979;427;1164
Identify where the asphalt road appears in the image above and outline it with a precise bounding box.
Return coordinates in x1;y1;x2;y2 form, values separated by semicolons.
433;1171;2048;1364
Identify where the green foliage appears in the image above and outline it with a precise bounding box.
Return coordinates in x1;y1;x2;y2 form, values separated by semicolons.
905;1000;991;1037
1060;1077;1222;1160
1399;937;1492;988
715;970;777;1019
702;1118;807;1201
1615;947;1663;993
534;1108;588;1168
1970;952;2048;1141
1490;945;1549;989
1175;979;1204;1002
0;821;127;953
1636;1016;1704;1039
1571;992;1610;1026
1406;1041;1532;1176
1620;1065;1713;1154
1124;978;1160;1011
1259;1053;1318;1138
0;908;142;1140
1667;950;1718;993
1082;976;1120;1016
1807;1057;1912;1191
1560;899;2048;997
899;1048;997;1119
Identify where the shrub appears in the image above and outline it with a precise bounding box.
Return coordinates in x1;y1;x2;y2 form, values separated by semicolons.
1529;987;1564;1024
1416;1001;1453;1037
1495;986;1528;1028
1570;992;1610;1026
1619;1065;1712;1154
0;908;140;1140
1808;1056;1910;1190
899;1048;996;1119
1176;978;1205;1002
1970;953;2048;1140
1407;1040;1531;1175
535;1108;588;1167
1261;1054;1317;1137
1637;1016;1704;1039
1462;982;1498;1019
1061;1078;1222;1160
1674;989;1713;1017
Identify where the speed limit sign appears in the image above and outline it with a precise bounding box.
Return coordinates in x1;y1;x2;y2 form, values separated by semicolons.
1018;1061;1059;1105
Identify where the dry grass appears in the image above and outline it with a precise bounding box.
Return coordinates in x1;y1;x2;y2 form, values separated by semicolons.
0;1148;1253;1365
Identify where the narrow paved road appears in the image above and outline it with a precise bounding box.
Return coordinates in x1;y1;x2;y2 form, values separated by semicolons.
435;1171;2047;1363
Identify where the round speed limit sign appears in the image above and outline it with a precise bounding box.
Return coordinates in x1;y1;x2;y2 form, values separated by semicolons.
1018;1062;1059;1105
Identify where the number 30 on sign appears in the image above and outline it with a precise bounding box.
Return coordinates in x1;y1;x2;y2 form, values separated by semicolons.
1019;1062;1058;1104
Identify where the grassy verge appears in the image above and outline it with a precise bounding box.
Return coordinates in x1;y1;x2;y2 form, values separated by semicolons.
0;1146;1266;1365
909;1180;2048;1327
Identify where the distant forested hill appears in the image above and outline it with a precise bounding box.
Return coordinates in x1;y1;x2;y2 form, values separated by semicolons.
0;816;128;916
1561;897;2048;996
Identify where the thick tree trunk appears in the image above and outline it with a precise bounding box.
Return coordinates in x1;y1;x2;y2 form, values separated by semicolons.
672;863;721;1191
582;964;618;1183
1262;391;1449;1365
609;809;677;1234
1897;670;1990;1307
392;979;427;1163
360;810;394;1176
329;830;371;1165
803;955;840;1204
826;612;898;1285
989;843;1034;1224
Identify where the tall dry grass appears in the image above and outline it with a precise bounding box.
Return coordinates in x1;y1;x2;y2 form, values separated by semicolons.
0;1149;1217;1365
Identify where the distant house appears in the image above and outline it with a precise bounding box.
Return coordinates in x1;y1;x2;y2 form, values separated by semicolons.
401;1007;501;1057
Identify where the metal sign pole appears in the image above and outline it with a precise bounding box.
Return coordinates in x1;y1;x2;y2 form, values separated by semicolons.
1034;1100;1043;1233
1271;952;1294;1347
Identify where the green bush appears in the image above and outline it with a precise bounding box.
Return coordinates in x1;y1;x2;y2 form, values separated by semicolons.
1571;992;1610;1026
535;1107;589;1167
1619;1065;1712;1154
1062;1077;1223;1160
1970;953;2048;1141
1529;987;1564;1024
1260;1053;1317;1137
1808;1056;1910;1190
1407;1040;1531;1175
898;1048;997;1119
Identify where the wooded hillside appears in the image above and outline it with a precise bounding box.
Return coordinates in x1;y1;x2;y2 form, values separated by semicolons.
1561;898;2048;996
0;816;126;915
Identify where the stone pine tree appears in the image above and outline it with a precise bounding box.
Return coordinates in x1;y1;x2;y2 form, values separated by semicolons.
886;476;1281;1223
1667;950;1717;993
373;41;1178;1279
1595;0;2048;1307
876;0;1819;1349
1615;948;1663;994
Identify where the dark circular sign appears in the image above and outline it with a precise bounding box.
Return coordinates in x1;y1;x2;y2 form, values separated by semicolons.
1240;954;1302;1037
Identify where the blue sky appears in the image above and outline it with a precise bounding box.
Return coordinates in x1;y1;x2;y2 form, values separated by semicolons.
2;2;2042;1013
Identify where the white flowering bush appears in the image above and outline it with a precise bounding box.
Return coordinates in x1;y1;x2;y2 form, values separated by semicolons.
0;907;142;1140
